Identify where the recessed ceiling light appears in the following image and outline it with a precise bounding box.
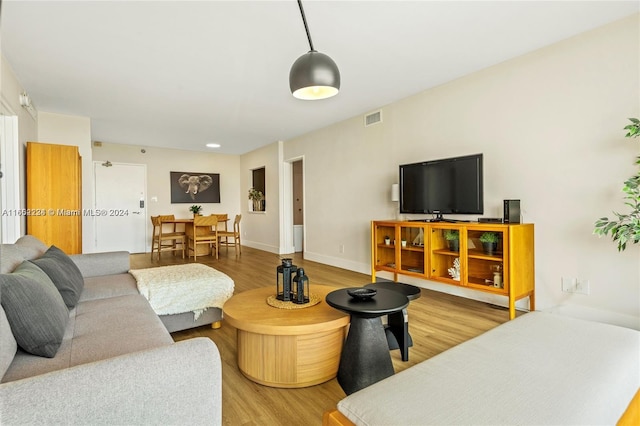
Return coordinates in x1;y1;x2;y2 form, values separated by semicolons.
206;143;221;148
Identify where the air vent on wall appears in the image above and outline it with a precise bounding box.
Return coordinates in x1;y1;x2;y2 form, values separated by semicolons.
364;110;382;127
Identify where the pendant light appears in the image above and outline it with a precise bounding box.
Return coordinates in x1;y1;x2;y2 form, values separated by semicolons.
289;0;340;100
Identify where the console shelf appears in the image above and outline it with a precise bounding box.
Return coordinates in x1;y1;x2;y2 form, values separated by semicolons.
371;220;535;319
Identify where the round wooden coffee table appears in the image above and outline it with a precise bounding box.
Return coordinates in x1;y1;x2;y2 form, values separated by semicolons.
222;285;349;388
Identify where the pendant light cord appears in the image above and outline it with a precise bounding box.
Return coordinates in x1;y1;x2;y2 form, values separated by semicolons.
297;0;315;52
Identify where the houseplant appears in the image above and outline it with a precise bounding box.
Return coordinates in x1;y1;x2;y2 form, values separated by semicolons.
189;205;202;216
248;188;264;212
444;229;459;252
479;232;499;255
594;118;640;251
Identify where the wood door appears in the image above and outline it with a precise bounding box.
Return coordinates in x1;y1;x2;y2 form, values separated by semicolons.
94;162;147;253
26;142;82;254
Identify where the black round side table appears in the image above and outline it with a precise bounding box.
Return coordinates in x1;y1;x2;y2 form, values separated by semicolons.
365;282;421;361
325;288;409;395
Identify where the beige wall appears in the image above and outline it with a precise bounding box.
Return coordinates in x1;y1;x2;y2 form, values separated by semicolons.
239;141;281;253
37;112;94;251
281;14;640;321
1;56;38;236
91;143;241;251
4;14;638;322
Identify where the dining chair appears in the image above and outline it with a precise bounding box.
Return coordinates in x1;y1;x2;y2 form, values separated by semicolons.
150;215;186;260
212;214;228;232
218;214;242;257
188;215;219;261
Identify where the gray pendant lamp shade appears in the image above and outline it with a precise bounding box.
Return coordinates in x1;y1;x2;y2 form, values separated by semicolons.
290;51;340;100
289;0;340;100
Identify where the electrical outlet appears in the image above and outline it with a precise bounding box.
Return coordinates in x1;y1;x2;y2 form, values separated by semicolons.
562;277;590;294
561;277;576;293
576;279;590;295
339;244;345;254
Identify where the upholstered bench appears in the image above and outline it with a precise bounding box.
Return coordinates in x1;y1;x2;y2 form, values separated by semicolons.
129;263;235;332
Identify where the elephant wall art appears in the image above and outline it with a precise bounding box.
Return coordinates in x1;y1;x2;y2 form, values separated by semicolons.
170;171;221;203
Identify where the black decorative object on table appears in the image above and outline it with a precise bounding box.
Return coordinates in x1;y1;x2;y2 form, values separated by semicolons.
276;259;297;302
325;288;409;395
347;287;377;300
292;267;310;304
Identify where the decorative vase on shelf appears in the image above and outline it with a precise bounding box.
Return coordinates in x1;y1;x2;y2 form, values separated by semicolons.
482;242;497;255
444;229;459;252
248;188;264;212
493;271;503;288
479;232;499;255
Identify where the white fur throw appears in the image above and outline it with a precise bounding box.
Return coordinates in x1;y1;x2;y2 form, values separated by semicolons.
129;264;234;320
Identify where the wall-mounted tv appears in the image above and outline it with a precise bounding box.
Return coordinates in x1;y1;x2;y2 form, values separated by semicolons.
399;154;483;220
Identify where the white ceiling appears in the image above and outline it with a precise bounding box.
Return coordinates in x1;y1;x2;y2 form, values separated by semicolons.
2;1;638;154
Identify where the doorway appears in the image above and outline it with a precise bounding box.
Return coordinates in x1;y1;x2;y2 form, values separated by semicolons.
292;160;304;252
93;161;147;253
0;100;21;243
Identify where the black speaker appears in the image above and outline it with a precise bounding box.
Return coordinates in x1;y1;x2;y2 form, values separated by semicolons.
503;200;521;223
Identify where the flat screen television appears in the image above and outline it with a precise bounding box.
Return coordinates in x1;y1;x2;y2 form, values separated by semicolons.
399;153;483;220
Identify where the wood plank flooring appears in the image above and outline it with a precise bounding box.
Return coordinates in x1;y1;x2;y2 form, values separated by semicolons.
130;247;515;426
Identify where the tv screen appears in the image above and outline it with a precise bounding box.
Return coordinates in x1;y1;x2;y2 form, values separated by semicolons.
399;154;483;217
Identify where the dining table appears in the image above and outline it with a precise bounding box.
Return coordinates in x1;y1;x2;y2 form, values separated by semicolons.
159;216;229;258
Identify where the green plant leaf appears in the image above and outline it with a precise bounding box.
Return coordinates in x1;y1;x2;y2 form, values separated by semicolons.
594;118;640;251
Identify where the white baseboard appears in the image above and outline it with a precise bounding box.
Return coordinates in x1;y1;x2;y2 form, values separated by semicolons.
242;240;280;254
544;303;640;330
302;251;370;276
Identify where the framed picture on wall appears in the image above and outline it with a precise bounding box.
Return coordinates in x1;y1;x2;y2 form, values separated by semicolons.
170;171;220;203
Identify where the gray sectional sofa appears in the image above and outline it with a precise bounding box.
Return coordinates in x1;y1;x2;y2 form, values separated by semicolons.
0;235;222;425
324;311;640;425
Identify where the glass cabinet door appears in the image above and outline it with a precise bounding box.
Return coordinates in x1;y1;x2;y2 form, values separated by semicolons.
429;225;464;284
398;224;427;275
373;223;397;272
465;227;507;294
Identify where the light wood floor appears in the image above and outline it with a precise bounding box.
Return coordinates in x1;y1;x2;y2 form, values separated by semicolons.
131;247;516;426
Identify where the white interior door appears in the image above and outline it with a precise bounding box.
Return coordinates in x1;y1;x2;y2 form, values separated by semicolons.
94;162;147;253
0;101;21;243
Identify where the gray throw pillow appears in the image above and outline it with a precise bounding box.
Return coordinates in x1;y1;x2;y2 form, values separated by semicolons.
30;245;84;308
0;306;18;380
0;261;69;358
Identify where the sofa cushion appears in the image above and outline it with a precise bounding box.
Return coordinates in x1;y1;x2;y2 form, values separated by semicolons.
0;261;69;358
14;235;48;253
79;273;139;302
30;245;84;308
0;237;48;274
1;294;172;383
70;251;131;278
0;305;18;380
69;294;173;366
